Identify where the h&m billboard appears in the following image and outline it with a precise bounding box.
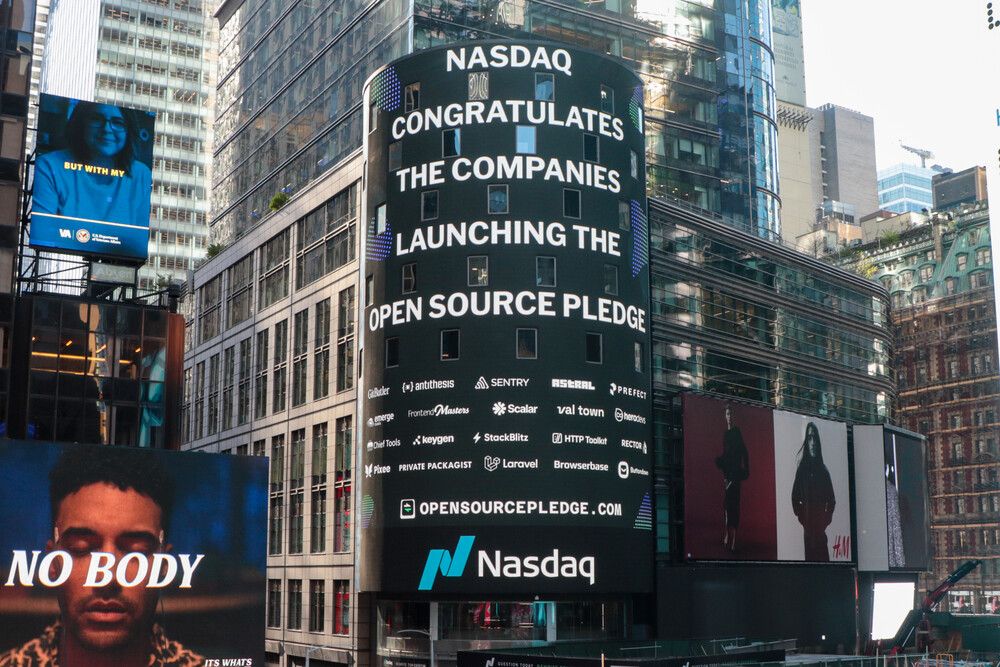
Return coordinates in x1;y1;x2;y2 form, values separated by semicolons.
683;394;852;562
359;42;652;594
30;93;154;263
0;441;266;665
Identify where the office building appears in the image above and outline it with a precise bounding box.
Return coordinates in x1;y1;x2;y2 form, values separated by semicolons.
933;166;988;211
32;0;215;292
188;3;913;665
839;201;1000;610
0;0;35;293
878;163;937;214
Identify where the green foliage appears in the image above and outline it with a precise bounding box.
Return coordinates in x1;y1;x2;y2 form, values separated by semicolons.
880;230;901;246
206;243;225;258
269;192;290;211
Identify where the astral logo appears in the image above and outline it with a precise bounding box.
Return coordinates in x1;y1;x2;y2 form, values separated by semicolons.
551;378;595;391
418;535;475;590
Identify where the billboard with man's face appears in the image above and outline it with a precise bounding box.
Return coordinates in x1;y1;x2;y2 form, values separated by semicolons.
30;93;155;263
0;440;267;666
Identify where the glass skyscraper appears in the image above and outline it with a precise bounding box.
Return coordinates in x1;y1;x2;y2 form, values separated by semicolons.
32;0;215;292
878;163;937;214
212;0;781;244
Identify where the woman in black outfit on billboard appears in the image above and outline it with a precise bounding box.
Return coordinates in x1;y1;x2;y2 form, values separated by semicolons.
715;405;749;552
791;422;836;561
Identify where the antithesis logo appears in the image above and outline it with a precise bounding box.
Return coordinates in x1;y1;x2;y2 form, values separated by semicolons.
418;535;475;590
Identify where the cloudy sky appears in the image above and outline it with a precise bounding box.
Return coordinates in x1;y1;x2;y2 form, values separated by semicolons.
801;0;997;173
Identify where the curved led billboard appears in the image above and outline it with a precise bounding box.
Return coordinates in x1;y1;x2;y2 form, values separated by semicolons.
359;42;652;594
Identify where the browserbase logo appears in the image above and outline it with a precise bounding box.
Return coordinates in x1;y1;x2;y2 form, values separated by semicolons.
551;378;595;391
417;536;596;590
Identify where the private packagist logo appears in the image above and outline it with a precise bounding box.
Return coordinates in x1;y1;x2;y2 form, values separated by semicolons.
417;535;596;590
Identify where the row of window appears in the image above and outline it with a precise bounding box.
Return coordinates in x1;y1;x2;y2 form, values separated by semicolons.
398;76;615;114
267;578;349;634
384;329;644;370
397;256;620;294
187;292;356;441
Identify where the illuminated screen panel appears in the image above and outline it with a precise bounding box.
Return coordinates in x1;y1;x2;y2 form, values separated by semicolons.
359;42;652;594
0;440;267;664
871;582;916;640
30;93;155;263
683;394;852;563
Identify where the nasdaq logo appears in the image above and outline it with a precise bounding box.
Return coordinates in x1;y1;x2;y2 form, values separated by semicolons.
418;535;475;590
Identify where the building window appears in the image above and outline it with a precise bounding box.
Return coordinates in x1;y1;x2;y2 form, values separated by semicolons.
619;201;630;230
292;309;308;407
443;128;461;157
198;276;221;343
600;84;614;113
404;82;420;112
193;362;204;439
388;141;402;170
488;185;508;214
314;299;331;400
254;330;268;419
259;230;290;310
535;73;554;101
516;126;536;154
564;189;581;218
630;150;638;179
267;580;281;627
333;580;350;634
583;133;599;162
973;271;991;288
516;328;537;359
237;339;252;425
467;256;489;286
273;320;288;412
312;423;328;486
337;286;356;392
226;254;254;328
441;329;460;361
919;265;933;283
956;254;968;271
365;275;374;307
376;203;387;234
287;580;302;629
206;353;219;436
634;342;644;372
288;491;304;554
309;580;325;632
385;337;399;368
311;488;326;553
586;332;602;364
421;190;439;221
368;102;377;132
402;263;417;293
295;184;359;290
603;264;619;295
536;256;556;287
268;495;283;556
334;480;351;553
977;248;991;266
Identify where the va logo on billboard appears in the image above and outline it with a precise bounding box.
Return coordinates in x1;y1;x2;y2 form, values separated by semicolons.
418;535;475;590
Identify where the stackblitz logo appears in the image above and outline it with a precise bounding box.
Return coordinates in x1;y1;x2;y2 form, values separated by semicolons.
417;536;596;590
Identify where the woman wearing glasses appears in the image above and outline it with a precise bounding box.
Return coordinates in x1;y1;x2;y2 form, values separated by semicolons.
33;101;153;232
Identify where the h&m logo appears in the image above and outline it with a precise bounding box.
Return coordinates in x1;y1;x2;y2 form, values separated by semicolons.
418;535;475;590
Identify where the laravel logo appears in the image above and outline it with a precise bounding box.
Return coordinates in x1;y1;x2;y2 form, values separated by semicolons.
418;536;475;590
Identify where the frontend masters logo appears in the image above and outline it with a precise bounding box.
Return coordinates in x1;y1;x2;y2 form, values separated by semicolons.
417;536;596;590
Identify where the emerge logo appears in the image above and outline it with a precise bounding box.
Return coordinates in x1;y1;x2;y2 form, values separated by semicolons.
418;535;475;590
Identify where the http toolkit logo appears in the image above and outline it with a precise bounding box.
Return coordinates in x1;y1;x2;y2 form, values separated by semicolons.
418;536;475;590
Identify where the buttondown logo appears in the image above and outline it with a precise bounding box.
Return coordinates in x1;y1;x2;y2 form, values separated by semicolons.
418;535;475;590
475;376;489;390
617;461;630;479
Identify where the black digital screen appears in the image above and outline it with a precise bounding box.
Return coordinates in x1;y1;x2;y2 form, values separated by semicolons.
359;42;653;594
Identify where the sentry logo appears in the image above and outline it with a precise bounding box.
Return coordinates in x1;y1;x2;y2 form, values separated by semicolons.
418;535;475;590
475;376;489;390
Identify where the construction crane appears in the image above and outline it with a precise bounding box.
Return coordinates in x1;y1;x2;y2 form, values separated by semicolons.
900;142;934;168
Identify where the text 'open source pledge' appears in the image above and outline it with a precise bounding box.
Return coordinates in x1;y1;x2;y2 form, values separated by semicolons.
369;291;646;334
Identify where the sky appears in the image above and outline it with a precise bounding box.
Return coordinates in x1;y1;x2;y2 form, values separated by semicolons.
801;0;997;173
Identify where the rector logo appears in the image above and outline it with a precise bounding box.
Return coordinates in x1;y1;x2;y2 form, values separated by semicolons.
418;535;475;590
